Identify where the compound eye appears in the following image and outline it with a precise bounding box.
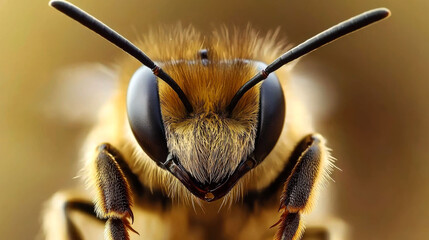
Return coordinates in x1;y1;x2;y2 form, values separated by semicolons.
127;66;169;164
252;62;286;163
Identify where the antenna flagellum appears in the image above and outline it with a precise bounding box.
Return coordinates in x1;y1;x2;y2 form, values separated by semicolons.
227;8;391;114
49;0;194;113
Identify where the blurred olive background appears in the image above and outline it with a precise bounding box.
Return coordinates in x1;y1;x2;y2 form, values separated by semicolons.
1;0;428;239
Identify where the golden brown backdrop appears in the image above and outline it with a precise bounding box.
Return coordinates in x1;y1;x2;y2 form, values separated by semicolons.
0;0;428;239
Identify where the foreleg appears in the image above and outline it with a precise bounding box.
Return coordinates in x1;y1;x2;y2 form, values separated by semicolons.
92;143;137;240
274;134;334;240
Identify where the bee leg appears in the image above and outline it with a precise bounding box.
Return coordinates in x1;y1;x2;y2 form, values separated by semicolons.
274;134;333;240
93;143;137;240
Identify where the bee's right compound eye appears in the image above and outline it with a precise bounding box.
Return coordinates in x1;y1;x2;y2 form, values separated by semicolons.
127;67;169;164
252;62;285;163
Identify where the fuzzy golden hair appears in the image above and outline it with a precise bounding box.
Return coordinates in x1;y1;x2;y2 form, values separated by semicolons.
126;25;288;186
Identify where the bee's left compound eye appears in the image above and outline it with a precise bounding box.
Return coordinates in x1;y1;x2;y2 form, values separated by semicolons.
127;67;169;165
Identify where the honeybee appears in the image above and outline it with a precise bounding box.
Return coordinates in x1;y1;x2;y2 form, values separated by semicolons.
42;1;390;239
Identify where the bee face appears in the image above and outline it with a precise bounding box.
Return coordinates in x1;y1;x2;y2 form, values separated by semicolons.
161;60;259;187
128;57;286;201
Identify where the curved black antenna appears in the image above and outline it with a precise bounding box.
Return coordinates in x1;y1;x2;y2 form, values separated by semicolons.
227;8;391;114
49;0;194;113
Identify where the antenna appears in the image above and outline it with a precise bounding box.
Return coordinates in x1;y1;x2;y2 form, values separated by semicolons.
227;8;391;114
49;0;194;113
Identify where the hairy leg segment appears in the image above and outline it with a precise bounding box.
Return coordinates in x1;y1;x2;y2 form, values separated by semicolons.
274;134;332;240
92;143;138;240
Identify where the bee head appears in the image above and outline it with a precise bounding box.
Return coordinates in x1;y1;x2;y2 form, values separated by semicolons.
127;58;285;201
